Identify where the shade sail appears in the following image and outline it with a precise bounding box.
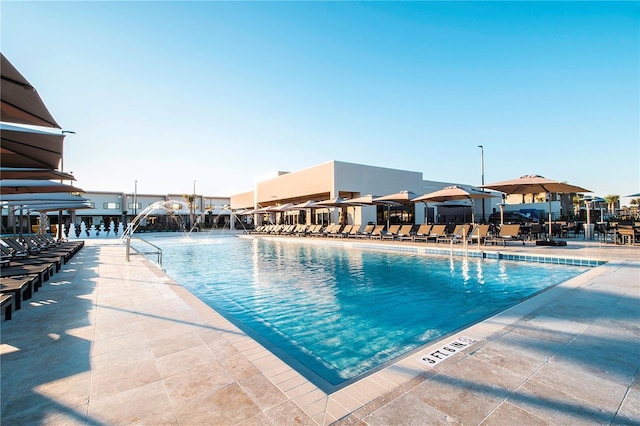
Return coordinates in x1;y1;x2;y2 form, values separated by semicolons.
0;179;84;195
1;53;60;128
0;167;75;180
1;127;65;169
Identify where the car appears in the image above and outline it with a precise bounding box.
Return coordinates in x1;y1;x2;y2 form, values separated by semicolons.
488;211;537;225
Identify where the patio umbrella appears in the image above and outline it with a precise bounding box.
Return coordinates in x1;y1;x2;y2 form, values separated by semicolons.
373;190;419;203
480;174;590;246
0;179;84;195
1;53;60;128
313;197;347;224
373;191;419;229
1;126;65;169
412;185;498;224
626;193;640;197
0;167;75;181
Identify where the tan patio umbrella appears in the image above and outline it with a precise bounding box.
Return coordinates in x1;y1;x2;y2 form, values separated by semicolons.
480;174;590;246
412;185;498;224
1;53;60;128
313;197;347;224
373;190;419;229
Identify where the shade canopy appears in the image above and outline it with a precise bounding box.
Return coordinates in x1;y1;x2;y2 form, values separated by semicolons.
1;53;60;128
479;174;589;195
1;192;89;203
413;185;497;203
313;197;347;208
373;190;419;203
0;179;84;195
413;185;498;224
290;200;321;210
269;203;295;212
480;174;590;244
0;167;75;181
1;126;65;169
342;194;386;206
626;193;640;197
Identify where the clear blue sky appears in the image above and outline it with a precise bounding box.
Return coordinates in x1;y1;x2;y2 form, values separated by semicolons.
2;1;638;205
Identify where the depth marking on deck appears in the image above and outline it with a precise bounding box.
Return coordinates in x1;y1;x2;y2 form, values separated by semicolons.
417;336;477;366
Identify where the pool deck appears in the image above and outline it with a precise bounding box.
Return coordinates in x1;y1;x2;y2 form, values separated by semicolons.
1;235;638;425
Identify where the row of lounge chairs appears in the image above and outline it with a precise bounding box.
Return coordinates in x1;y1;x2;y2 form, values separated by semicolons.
0;234;84;321
246;223;527;246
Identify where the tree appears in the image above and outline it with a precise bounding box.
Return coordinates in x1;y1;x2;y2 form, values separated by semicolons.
184;194;195;230
604;194;620;215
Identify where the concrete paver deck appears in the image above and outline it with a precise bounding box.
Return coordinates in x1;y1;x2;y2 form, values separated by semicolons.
1;236;638;425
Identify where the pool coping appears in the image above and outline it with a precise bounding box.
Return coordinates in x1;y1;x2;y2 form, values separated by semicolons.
153;234;613;424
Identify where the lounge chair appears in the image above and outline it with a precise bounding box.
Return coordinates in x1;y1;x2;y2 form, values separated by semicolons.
397;224;415;241
437;224;472;244
356;224;375;238
347;224;362;238
381;224;401;241
425;224;447;243
486;224;525;246
469;224;491;245
1;293;13;320
370;225;386;239
412;224;433;242
0;275;39;311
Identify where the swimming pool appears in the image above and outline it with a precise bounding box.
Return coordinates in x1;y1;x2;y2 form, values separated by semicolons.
133;234;590;392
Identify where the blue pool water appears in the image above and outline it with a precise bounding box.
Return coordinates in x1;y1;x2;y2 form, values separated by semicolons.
133;234;589;392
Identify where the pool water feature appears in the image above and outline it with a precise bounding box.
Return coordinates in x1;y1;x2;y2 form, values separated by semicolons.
133;234;590;392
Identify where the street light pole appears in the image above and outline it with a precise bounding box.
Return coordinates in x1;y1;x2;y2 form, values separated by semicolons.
477;145;485;223
134;180;138;217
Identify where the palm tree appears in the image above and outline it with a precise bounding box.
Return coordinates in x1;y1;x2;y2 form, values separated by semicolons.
184;194;195;230
604;194;620;216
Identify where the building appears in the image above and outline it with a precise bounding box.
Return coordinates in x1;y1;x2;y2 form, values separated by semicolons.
230;160;493;227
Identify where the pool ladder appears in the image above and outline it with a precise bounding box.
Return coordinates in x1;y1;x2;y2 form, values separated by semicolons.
125;236;163;269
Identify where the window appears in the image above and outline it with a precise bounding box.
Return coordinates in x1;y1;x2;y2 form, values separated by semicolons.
127;202;142;210
103;202;121;209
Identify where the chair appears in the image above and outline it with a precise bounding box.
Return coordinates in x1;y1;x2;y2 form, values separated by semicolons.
369;225;386;239
397;225;415;241
1;293;13;320
347;224;362;238
0;276;39;311
382;224;401;241
412;224;433;242
469;224;491;245
425;224;447;243
437;224;471;244
486;224;525;246
356;224;375;238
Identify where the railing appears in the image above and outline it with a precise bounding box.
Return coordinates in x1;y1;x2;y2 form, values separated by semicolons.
125;236;163;269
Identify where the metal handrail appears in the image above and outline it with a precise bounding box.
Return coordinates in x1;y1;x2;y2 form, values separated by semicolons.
125;236;163;268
